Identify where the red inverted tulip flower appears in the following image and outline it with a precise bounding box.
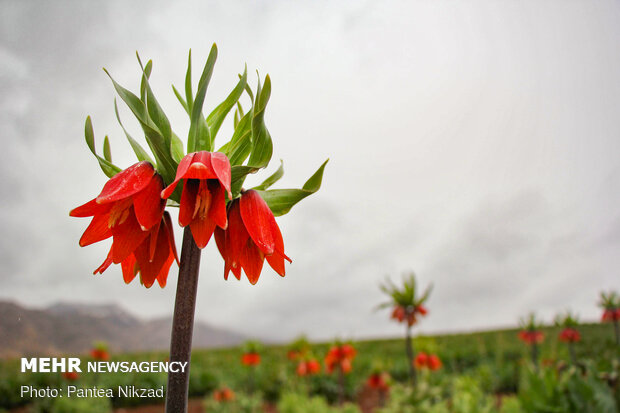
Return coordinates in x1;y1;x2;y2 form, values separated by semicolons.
391;305;428;327
559;328;581;343
602;308;620;322
428;354;442;371
90;348;110;361
296;358;321;377
94;212;179;288
213;388;235;402
325;344;356;374
161;151;232;248
241;352;261;367
414;352;429;369
62;371;80;381
518;330;544;344
367;372;390;391
215;190;291;284
71;161;166;267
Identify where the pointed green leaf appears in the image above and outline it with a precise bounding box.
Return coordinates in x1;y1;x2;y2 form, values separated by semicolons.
140;60;153;102
255;159;328;216
104;68;175;182
84;116;121;178
137;53;172;143
222;111;252;166
170;132;185;164
103;136;112;162
207;65;247;143
172;85;189;115
185;49;193;113
188;44;217;153
248;75;273;168
252;160;283;190
113;99;154;164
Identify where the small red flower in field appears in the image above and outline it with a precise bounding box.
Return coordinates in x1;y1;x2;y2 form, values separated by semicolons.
518;330;544;344
296;358;321;376
94;212;179;288
414;352;442;370
62;371;80;381
213;387;235;402
71;161;166;268
428;354;442;370
367;372;390;391
161;151;232;248
414;352;428;369
325;344;356;374
602;308;620;322
287;350;302;361
241;352;261;367
215;190;291;284
90;348;110;361
559;328;581;343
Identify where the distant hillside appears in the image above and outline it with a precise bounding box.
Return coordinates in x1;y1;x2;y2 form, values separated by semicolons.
0;301;247;358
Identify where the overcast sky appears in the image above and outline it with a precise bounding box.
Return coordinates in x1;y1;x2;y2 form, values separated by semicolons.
1;0;619;342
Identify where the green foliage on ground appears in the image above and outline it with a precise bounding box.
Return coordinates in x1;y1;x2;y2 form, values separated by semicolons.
0;322;618;411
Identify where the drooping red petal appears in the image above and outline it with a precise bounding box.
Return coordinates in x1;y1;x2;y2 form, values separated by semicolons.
70;198;112;217
163;212;179;265
156;253;175;288
121;254;138;284
93;248;114;275
111;210;149;263
137;222;176;288
227;200;249;280
161;155;193;199
178;179;199;227
208;181;227;229
79;213;113;247
265;216;291;276
132;174;165;231
96;161;155;204
210;152;232;198
240;190;276;255
148;218;161;261
239;240;265;285
189;214;217;249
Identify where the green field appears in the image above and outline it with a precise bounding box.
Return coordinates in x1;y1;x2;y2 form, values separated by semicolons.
1;322;619;412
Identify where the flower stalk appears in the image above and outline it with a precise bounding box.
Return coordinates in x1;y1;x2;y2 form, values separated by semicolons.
165;227;202;413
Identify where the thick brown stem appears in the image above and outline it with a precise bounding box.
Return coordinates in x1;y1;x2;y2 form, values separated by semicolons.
568;342;577;365
614;319;620;346
405;326;416;387
165;228;202;413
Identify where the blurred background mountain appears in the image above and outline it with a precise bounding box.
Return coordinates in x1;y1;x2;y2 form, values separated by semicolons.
0;301;248;358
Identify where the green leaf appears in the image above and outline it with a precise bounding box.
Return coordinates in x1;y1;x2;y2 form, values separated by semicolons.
113;99;154;164
255;159;328;216
137;53;172;143
252;160;283;190
84;116;121;178
103;136;112;162
172;85;189;115
140;60;152;102
188;44;217;153
170;132;185;164
206;65;247;143
248;75;273;168
185;49;194;113
224;111;253;166
104;68;175;182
